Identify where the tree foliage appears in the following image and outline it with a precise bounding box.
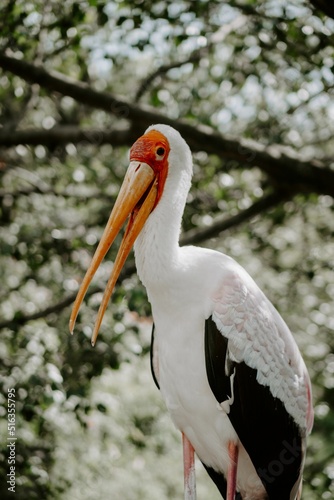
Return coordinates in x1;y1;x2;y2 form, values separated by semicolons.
0;1;334;498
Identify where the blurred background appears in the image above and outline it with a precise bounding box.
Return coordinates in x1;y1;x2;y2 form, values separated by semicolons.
0;0;334;498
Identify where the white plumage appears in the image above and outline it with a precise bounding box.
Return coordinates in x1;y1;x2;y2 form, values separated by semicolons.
71;124;313;500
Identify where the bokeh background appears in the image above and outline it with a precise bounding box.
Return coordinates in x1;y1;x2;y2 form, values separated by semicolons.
0;0;334;498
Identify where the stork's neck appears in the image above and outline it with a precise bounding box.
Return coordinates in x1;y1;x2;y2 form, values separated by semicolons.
134;204;180;288
134;166;190;289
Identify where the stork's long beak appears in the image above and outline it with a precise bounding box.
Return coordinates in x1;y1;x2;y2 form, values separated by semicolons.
69;161;157;345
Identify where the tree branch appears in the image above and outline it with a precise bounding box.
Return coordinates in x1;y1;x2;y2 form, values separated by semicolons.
180;190;289;246
1;53;334;197
0;293;79;329
0;126;134;148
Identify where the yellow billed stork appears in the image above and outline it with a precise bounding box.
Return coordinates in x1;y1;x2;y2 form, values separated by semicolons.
70;124;314;500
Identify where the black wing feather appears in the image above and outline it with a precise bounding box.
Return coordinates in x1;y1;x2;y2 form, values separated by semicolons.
201;462;242;500
205;316;303;500
150;323;160;390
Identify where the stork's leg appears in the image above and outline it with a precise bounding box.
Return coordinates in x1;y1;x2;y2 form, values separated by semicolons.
182;432;197;500
226;441;239;500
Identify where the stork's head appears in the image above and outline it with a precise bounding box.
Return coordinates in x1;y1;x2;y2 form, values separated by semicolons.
69;124;192;344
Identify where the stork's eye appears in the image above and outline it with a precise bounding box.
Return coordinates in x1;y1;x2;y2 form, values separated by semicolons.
156;146;165;159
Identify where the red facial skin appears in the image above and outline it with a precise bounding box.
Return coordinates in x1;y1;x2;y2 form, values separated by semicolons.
130;129;170;208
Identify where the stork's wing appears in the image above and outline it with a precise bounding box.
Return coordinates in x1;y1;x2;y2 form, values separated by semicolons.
206;270;313;500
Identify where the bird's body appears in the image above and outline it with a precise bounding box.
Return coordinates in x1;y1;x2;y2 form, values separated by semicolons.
145;246;268;498
139;242;311;499
70;124;313;499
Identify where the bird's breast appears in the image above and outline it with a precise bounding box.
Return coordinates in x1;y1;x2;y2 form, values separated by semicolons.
152;303;235;459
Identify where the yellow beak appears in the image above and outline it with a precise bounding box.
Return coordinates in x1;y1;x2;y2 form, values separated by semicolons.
69;161;157;345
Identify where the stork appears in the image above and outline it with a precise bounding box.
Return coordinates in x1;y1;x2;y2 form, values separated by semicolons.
70;124;313;499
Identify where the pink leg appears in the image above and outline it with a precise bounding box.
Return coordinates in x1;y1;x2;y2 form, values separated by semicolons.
182;432;197;500
227;441;239;500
